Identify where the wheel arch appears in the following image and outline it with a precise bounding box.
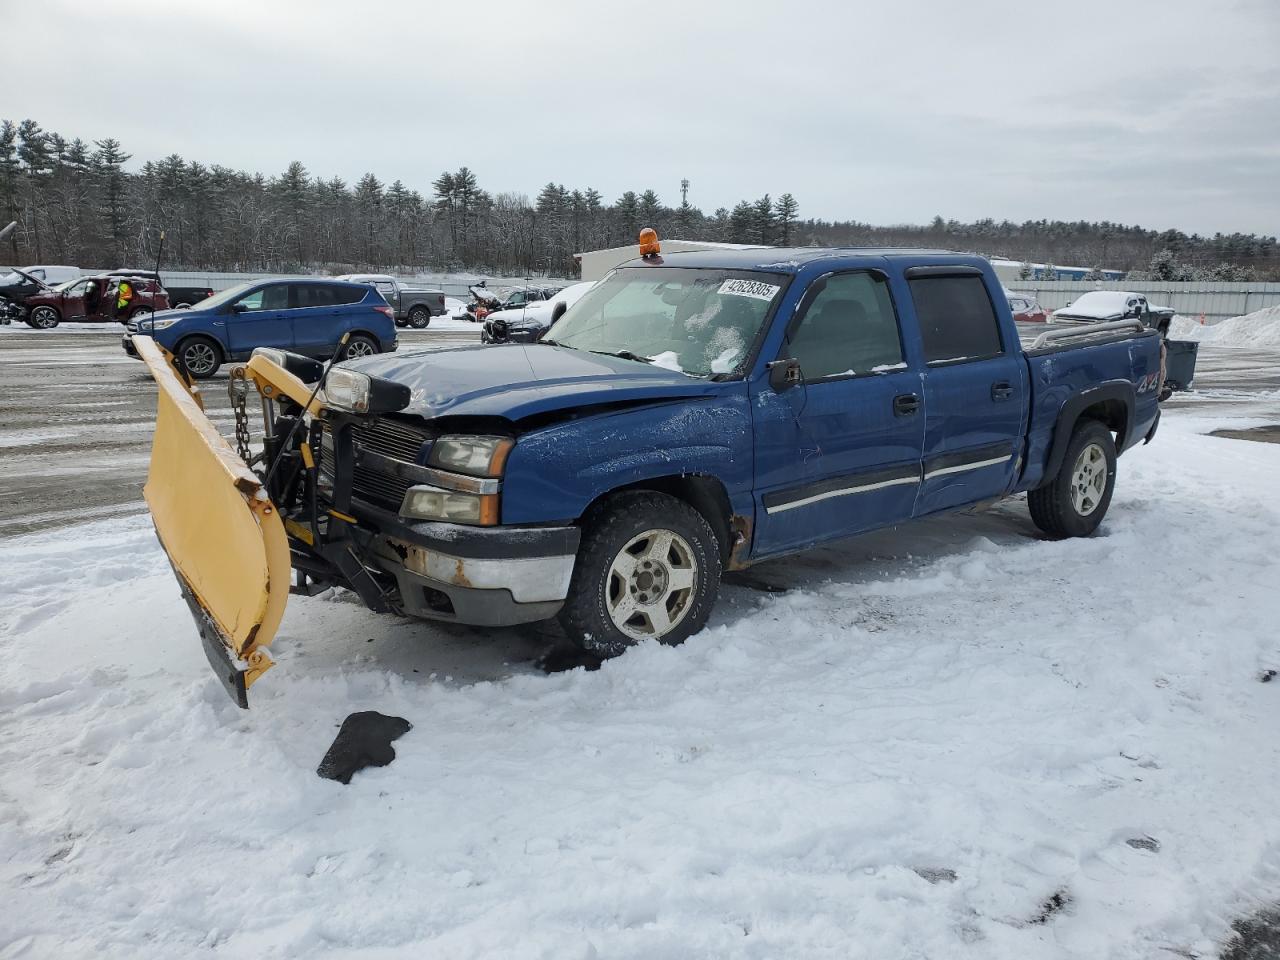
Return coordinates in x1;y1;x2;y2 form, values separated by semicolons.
579;474;741;567
1043;381;1135;483
345;328;382;345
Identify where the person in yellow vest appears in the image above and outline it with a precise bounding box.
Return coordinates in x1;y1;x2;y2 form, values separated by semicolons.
115;278;135;316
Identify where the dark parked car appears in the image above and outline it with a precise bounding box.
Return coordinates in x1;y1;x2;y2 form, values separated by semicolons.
335;274;446;328
25;274;170;328
105;270;215;308
122;278;397;379
0;267;45;320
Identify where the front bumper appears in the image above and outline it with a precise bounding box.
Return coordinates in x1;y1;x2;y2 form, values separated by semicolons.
122;334;139;357
313;498;580;627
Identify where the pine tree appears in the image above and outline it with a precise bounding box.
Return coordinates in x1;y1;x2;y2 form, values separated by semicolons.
92;136;131;263
354;173;384;265
752;195;774;245
0;121;21;260
775;193;798;245
728;201;755;243
615;191;639;243
637;189;661;233
275;160;310;265
17;120;54;261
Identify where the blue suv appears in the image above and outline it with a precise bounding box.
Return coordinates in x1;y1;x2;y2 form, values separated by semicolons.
123;279;398;378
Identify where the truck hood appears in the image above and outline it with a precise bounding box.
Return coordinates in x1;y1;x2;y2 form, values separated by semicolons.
344;343;721;421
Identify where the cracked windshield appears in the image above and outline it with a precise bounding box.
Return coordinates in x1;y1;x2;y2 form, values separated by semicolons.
544;268;786;377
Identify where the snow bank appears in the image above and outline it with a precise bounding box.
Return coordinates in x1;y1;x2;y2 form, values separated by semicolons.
1170;305;1280;347
2;420;1279;958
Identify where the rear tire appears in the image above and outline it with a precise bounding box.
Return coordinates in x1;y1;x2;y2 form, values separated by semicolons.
559;491;722;658
176;336;223;380
341;334;379;361
407;306;431;329
1028;419;1117;539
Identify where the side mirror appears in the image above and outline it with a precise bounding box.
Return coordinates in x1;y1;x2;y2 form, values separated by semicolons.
767;358;803;392
230;302;248;313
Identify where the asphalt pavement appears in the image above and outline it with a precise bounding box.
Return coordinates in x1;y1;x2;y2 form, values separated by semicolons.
0;325;1275;541
0;325;479;539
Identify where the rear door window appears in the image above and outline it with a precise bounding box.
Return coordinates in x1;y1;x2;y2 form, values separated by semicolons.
294;284;339;309
908;275;1003;364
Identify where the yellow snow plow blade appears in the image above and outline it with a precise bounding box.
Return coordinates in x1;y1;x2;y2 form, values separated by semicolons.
134;335;290;708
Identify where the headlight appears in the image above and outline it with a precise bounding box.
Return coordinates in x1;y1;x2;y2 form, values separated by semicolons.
321;367;411;415
252;346;324;384
148;317;181;330
400;485;499;525
323;368;372;412
427;435;514;477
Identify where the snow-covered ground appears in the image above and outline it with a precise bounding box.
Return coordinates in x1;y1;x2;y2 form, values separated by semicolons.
0;321;118;335
3;416;1279;957
1171;306;1280;348
2;345;1279;957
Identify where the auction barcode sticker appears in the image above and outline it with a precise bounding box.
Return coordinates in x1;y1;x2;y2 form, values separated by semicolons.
718;279;780;301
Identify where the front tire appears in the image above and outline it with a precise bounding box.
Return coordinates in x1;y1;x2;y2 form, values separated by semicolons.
407;306;431;329
176;336;223;380
1028;419;1117;539
29;305;60;329
559;491;723;658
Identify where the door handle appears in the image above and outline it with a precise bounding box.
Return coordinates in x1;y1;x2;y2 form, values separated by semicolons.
991;381;1013;401
893;393;920;416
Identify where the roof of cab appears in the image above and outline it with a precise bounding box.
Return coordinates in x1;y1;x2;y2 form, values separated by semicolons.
612;247;974;273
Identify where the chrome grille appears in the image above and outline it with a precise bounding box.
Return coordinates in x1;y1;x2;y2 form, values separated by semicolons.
321;417;437;512
358;417;435;462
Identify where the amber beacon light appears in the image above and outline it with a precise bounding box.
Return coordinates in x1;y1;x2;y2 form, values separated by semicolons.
639;227;661;259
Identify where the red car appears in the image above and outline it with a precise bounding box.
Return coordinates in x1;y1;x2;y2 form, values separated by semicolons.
24;275;170;329
1007;291;1049;323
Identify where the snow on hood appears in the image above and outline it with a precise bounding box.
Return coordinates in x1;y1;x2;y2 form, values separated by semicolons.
1053;291;1138;320
344;342;717;420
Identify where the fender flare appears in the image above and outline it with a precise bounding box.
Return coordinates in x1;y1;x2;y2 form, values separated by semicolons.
1043;380;1135;482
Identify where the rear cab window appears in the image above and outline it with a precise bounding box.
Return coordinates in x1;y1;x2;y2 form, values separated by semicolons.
908;274;1004;364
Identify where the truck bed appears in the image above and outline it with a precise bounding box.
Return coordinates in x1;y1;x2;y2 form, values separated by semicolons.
1016;320;1162;491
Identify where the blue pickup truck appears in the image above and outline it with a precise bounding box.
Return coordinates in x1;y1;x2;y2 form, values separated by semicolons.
231;247;1160;663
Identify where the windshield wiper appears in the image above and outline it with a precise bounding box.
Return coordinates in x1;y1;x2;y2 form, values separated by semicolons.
589;349;653;364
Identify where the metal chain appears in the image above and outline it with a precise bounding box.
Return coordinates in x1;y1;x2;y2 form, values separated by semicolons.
228;366;254;464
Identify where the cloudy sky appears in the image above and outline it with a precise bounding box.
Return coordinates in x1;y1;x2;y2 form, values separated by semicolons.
7;0;1279;236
